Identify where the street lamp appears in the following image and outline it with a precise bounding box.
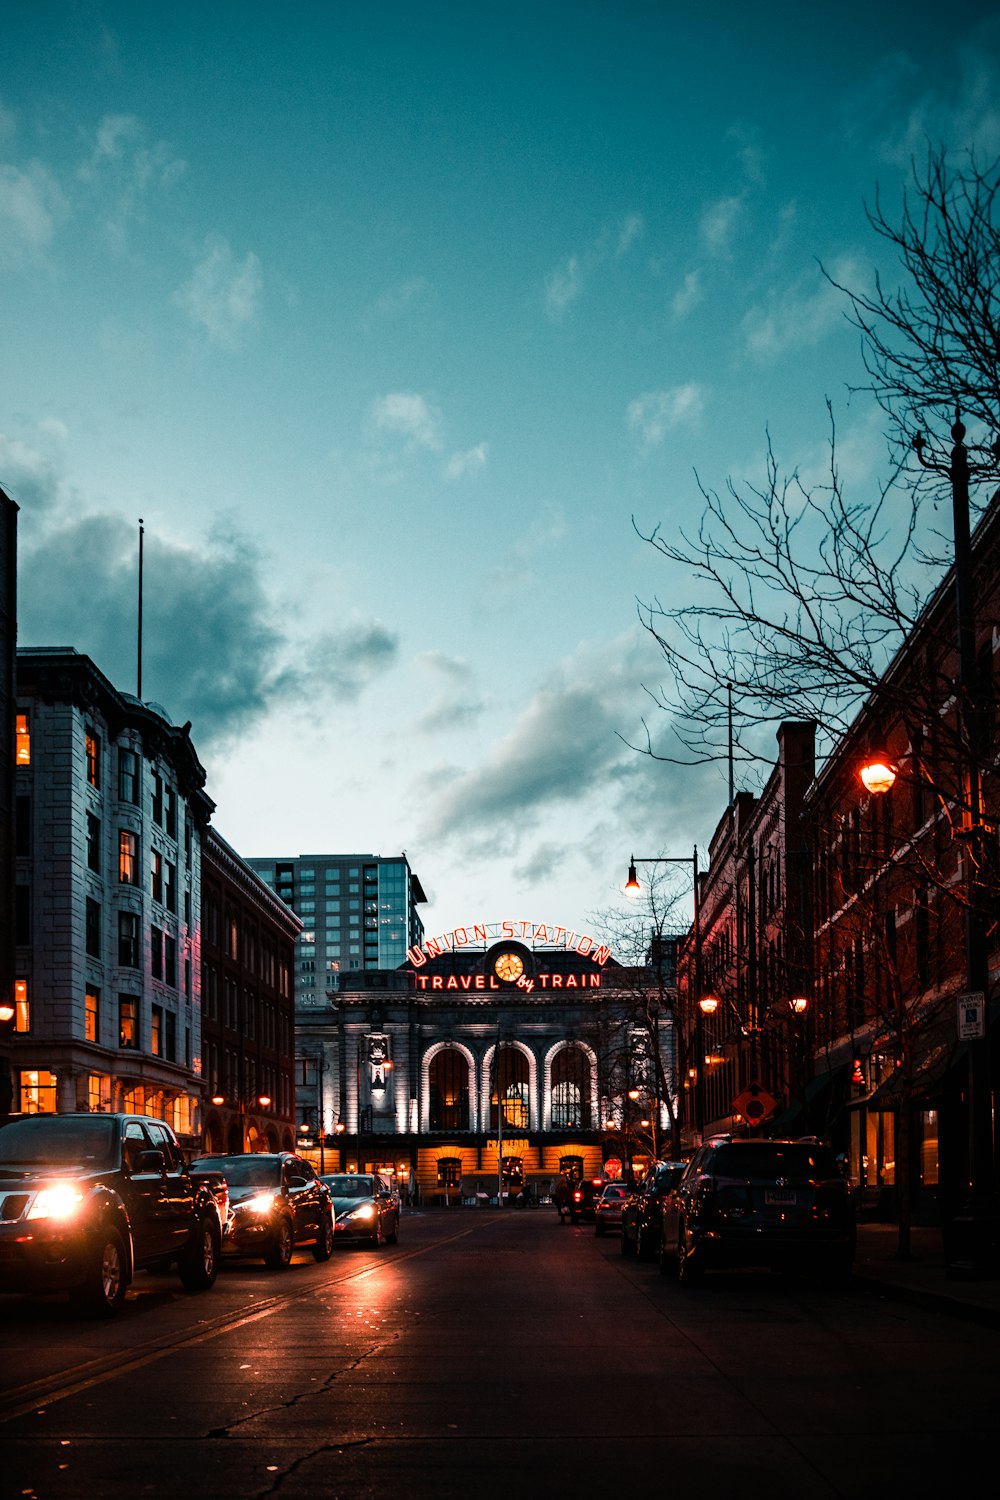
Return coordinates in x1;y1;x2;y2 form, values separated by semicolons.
624;849;704;1143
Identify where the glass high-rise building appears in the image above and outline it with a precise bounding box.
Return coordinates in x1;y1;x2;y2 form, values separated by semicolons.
246;853;427;1002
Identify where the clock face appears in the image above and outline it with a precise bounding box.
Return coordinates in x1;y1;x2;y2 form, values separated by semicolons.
494;951;524;983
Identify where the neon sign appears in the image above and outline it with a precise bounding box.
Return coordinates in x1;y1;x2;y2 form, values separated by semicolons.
407;919;613;969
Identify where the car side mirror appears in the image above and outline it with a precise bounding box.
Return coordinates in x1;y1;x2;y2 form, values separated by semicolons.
287;1175;308;1190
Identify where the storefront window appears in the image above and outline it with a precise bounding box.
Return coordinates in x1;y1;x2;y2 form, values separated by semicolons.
20;1069;57;1114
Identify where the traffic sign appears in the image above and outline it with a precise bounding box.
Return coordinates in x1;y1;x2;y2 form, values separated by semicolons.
731;1081;778;1124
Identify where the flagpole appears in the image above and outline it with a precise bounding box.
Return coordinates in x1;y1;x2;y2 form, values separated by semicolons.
137;519;144;700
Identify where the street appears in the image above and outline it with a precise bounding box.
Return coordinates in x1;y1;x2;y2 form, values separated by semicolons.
1;1207;997;1499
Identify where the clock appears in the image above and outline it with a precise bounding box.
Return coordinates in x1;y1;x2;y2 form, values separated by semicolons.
494;950;525;983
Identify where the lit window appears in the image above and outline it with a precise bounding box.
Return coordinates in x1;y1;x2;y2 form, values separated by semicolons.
85;986;99;1043
20;1069;57;1114
14;979;29;1032
85;725;100;787
15;712;30;766
151;1004;163;1056
119;994;139;1049
119;830;138;884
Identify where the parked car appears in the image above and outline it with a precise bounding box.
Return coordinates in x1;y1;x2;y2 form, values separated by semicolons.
620;1160;687;1258
567;1176;605;1223
659;1138;857;1286
190;1152;333;1269
594;1181;628;1236
0;1112;225;1315
321;1173;400;1247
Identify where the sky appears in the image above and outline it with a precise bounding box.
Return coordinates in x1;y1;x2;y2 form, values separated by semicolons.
3;1;1000;946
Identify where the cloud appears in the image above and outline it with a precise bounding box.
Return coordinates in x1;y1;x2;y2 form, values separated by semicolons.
699;194;745;255
410;651;484;734
373;275;433;318
16;507;397;747
0;162;67;269
627;384;706;450
544;212;644;319
671;269;703;319
444;442;488;480
741;255;862;362
76;113;186;254
544;253;584;319
0;431;64;514
368;391;443;451
174;234;262;347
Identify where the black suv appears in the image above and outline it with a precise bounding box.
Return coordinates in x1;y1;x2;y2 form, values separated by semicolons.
0;1113;224;1315
620;1160;687;1258
190;1152;334;1269
566;1176;605;1223
660;1138;856;1286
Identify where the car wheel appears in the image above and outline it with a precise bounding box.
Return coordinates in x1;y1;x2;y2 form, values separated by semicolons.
312;1213;334;1262
387;1214;398;1245
371;1216;384;1249
71;1228;128;1317
179;1214;221;1291
265;1216;294;1270
676;1221;703;1287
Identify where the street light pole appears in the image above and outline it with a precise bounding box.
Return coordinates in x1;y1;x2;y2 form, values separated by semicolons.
914;408;998;1271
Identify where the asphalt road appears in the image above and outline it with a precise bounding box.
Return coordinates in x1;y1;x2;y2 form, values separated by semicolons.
2;1207;998;1499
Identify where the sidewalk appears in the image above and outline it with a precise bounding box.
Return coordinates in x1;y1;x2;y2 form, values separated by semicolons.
853;1221;1000;1327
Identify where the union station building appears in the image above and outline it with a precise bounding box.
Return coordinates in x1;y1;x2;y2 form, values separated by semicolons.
293;920;678;1202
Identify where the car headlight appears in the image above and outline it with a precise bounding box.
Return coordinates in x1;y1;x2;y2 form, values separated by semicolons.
345;1203;376;1222
241;1191;279;1216
27;1183;85;1222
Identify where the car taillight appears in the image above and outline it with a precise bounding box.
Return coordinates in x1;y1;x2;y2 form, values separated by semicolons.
573;1190;583;1203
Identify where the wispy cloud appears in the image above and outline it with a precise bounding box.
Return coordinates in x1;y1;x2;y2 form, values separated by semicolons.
174;234;262;347
0;162;67;269
627;384;706;451
444;442;488;480
369;391;443;451
544;212;645;319
671;269;703;319
699;194;745;256
77;113;186;254
410;651;485;735
741;254;862;362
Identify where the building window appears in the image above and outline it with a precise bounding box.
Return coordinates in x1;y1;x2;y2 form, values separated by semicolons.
119;829;138;884
429;1049;470;1130
15;884;29;945
151;926;163;981
152;849;163;904
118;747;139;804
165;933;177;988
165;860;176;913
85;985;99;1043
119;994;139;1049
85;725;100;787
436;1156;462;1188
152;771;163;826
85;898;101;958
151;1004;163;1056
118;911;140;968
19;1069;57;1114
14;979;29;1032
165;1010;176;1062
491;1049;529;1132
165;787;177;840
552;1047;590;1129
15;711;30;765
87;812;102;873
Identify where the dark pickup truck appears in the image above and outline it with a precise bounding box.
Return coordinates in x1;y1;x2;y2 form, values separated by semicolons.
0;1112;228;1315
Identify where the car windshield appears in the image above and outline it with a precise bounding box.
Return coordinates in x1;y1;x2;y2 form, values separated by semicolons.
602;1186;625;1198
192;1156;279;1188
0;1116;116;1170
711;1144;839;1178
324;1175;375;1197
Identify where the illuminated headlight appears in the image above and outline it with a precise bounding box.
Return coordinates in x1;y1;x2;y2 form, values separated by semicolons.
240;1191;279;1216
345;1203;376;1222
27;1183;85;1221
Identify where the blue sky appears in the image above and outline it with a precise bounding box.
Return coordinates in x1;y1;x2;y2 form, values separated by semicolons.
3;1;999;941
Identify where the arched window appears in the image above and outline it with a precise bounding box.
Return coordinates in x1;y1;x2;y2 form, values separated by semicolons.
429;1049;470;1130
491;1048;529;1131
436;1155;462;1187
552;1046;590;1129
